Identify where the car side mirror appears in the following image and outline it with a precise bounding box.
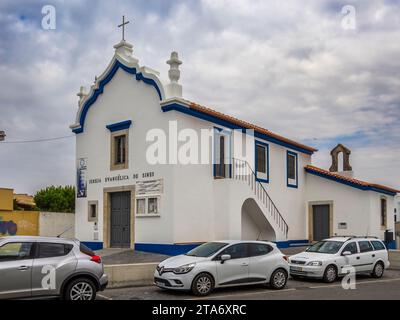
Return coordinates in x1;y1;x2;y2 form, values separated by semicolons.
342;251;351;256
220;254;231;264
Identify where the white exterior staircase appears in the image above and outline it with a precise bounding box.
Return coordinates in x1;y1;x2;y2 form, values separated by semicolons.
231;158;289;238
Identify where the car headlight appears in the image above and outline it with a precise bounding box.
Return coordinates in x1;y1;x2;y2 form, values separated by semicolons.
306;261;323;266
173;263;196;274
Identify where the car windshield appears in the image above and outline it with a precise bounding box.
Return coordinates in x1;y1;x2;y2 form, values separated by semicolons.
306;241;343;254
185;242;228;257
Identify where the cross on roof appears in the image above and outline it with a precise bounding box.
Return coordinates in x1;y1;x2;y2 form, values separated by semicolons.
118;15;130;41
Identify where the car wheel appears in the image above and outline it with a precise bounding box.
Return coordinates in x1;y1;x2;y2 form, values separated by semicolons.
191;273;214;296
64;278;96;301
371;262;384;278
323;265;337;283
270;268;288;290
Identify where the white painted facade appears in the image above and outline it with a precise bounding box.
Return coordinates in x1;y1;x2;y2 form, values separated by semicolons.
70;40;398;252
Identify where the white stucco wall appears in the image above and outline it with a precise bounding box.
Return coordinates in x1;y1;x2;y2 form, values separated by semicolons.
75;68;175;244
306;174;395;239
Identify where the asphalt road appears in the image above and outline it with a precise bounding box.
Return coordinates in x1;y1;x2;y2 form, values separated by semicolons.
97;269;400;300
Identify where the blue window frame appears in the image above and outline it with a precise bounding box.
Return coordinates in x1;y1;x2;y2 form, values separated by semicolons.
286;150;298;188
255;140;269;183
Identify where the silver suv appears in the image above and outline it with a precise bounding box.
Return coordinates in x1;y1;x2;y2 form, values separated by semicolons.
0;236;108;300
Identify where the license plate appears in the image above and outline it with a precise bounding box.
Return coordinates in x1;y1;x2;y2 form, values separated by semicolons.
290;266;302;272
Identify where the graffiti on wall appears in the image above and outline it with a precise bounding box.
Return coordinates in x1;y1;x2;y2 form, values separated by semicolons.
0;217;18;235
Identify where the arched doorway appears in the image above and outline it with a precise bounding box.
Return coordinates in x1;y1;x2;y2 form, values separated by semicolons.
241;198;276;241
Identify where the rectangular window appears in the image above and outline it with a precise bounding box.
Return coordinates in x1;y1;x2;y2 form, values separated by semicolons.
255;141;269;182
381;198;387;228
88;201;98;222
114;135;126;164
136;198;146;214
148;197;158;214
287;151;298;188
213;128;231;179
110;129;129;170
257;145;266;173
136;197;160;216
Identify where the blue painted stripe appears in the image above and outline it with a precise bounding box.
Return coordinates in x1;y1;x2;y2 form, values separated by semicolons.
135;243;201;256
106;120;132;132
72;60;162;134
162;103;315;155
135;240;311;255
81;241;104;251
387;240;397;250
305;168;397;196
275;239;309;249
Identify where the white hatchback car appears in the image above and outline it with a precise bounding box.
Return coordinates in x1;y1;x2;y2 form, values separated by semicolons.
154;240;289;296
289;237;390;283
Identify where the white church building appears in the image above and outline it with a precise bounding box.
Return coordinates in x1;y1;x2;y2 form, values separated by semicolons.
70;34;398;254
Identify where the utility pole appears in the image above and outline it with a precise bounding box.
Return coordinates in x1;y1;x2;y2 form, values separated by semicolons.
0;130;5;141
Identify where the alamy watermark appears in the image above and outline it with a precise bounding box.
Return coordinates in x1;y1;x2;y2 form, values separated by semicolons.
145;121;254;166
41;5;56;30
341;5;356;30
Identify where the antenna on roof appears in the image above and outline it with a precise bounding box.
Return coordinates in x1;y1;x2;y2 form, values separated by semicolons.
56;226;73;238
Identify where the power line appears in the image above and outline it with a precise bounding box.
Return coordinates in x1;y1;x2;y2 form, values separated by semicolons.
0;135;74;144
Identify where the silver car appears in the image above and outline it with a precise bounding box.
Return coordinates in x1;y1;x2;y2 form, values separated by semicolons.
0;236;108;300
154;240;290;296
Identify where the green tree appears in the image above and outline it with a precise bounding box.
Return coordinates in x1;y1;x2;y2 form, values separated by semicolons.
34;185;75;213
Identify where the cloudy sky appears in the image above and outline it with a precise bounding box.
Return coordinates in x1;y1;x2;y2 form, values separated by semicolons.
0;0;399;194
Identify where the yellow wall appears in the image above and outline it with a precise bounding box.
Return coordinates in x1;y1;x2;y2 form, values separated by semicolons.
0;211;39;236
0;188;13;212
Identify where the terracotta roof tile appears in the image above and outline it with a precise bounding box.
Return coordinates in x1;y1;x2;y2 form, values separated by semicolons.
189;102;317;153
305;165;399;194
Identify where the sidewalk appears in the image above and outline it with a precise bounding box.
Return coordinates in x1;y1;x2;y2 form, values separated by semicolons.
96;249;170;265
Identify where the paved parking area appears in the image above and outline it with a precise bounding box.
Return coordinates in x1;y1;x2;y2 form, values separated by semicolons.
98;249;170;265
97;269;400;300
97;246;307;265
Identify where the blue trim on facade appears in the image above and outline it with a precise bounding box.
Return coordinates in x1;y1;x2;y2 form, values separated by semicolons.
135;243;201;256
72;60;162;134
305;168;397;196
81;241;104;251
275;239;309;249
255;140;269;183
135;240;310;255
286;150;298;188
387;240;397;250
161;103;315;155
106;120;132;132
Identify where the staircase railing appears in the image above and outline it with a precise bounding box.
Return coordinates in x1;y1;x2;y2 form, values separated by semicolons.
231;158;289;238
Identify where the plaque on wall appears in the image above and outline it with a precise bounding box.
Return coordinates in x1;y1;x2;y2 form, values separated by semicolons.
136;179;163;195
